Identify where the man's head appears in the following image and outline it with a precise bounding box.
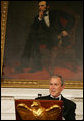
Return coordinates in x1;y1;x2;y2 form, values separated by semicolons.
49;75;64;97
38;1;49;12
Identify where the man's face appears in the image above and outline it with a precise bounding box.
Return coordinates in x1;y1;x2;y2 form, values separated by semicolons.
49;77;64;97
38;1;47;12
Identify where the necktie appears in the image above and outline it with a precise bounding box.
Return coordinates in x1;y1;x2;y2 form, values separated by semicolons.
51;97;59;100
44;13;48;16
54;97;59;100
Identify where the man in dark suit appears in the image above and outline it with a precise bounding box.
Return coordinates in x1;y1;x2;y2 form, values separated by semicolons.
35;75;76;120
23;1;75;73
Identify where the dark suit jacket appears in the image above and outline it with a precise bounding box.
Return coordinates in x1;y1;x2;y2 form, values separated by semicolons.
22;10;75;70
23;9;75;58
32;9;75;47
35;95;76;120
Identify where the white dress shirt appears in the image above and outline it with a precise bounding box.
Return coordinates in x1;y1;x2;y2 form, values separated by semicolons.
44;11;50;27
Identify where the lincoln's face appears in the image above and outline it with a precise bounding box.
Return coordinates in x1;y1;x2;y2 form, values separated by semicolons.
38;1;47;12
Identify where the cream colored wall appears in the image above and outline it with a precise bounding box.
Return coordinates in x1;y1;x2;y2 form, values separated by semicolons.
1;88;83;120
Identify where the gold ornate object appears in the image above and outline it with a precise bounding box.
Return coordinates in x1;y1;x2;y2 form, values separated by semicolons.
1;1;8;75
16;101;61;120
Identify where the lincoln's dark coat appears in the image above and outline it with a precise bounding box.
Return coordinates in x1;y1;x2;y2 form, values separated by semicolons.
23;10;75;70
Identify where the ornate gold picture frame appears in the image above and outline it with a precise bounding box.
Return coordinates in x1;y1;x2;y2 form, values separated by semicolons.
1;1;83;89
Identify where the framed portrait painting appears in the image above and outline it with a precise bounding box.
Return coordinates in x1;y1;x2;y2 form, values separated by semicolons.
1;1;83;88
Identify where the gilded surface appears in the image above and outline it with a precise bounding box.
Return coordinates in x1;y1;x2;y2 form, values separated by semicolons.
1;1;8;75
16;101;61;120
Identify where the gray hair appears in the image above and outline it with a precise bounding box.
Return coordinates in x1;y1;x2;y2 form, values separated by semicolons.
50;74;64;86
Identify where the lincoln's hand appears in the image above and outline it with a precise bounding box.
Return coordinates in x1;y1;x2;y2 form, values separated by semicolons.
61;30;69;37
39;10;44;19
57;30;69;40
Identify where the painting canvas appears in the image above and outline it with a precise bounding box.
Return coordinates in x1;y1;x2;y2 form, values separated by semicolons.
1;1;83;88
